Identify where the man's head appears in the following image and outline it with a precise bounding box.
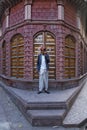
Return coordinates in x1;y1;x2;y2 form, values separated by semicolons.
40;45;46;54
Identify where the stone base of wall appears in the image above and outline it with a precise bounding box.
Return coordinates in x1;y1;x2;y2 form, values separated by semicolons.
0;73;87;90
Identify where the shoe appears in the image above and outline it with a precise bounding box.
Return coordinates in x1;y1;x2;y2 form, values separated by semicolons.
37;91;42;94
44;90;50;94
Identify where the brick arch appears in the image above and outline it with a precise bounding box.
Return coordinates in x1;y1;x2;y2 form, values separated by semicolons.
33;31;56;79
65;34;76;43
10;33;24;78
64;35;76;78
10;33;24;42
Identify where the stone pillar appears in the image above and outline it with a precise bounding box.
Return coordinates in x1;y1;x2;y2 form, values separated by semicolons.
5;8;10;28
24;0;32;20
57;0;64;20
0;24;2;37
77;10;81;30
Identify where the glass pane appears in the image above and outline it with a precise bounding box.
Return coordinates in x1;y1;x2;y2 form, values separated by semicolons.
34;34;43;43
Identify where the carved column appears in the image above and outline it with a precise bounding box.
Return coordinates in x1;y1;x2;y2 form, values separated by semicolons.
24;0;32;20
57;0;64;20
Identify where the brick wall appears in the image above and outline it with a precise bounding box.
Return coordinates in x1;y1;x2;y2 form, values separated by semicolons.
0;0;86;80
32;0;57;20
10;1;24;27
65;1;77;27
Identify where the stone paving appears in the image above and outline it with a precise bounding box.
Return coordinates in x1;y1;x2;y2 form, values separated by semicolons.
5;85;79;103
0;84;80;130
63;80;87;127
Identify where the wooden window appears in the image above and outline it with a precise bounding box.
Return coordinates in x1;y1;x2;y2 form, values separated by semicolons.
11;34;24;78
2;41;6;75
64;36;76;78
33;32;56;79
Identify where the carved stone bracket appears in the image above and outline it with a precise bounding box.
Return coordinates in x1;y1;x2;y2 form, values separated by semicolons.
24;0;33;5
57;0;64;5
5;8;10;16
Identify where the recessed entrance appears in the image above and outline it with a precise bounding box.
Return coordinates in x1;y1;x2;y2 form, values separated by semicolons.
33;32;56;79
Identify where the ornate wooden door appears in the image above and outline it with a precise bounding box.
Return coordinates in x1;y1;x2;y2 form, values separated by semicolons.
11;34;24;78
33;32;56;79
64;36;76;78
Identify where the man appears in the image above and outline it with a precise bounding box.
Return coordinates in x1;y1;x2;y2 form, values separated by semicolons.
37;45;50;94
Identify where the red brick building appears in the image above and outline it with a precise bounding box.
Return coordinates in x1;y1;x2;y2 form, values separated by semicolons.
0;0;87;89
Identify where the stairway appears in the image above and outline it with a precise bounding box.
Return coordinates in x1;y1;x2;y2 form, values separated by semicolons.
0;81;82;126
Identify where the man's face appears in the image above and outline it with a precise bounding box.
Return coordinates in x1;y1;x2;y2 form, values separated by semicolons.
41;49;44;54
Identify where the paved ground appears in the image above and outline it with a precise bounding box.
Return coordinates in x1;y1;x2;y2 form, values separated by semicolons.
5;85;79;103
63;81;87;126
0;85;80;130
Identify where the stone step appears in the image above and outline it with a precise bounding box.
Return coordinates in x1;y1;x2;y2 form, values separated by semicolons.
0;81;83;127
26;109;66;126
26;101;67;110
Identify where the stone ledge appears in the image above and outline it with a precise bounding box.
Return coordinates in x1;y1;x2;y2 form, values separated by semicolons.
0;73;87;90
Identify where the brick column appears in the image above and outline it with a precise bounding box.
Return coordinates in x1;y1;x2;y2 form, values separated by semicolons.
5;35;11;76
5;8;10;28
24;26;33;80
56;26;65;80
24;0;32;20
57;0;64;20
0;41;2;74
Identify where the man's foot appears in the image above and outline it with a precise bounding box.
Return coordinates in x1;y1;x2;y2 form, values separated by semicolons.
37;91;42;94
44;90;50;94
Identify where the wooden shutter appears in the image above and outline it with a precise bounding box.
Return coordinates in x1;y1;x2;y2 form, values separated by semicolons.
45;32;56;79
33;32;56;79
64;36;76;78
11;34;24;78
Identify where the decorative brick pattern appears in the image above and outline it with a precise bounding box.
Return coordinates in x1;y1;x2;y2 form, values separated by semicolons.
32;0;58;20
0;39;3;74
65;1;77;27
10;1;25;27
0;0;87;82
24;26;33;80
5;34;11;76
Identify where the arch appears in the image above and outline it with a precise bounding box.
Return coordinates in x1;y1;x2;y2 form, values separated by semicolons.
2;40;6;75
10;33;24;78
33;31;56;79
64;35;76;78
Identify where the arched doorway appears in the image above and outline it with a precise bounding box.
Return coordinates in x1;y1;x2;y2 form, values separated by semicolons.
10;34;24;78
33;31;56;79
64;35;76;78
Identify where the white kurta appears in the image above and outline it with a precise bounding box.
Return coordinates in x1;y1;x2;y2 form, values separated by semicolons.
39;55;48;91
